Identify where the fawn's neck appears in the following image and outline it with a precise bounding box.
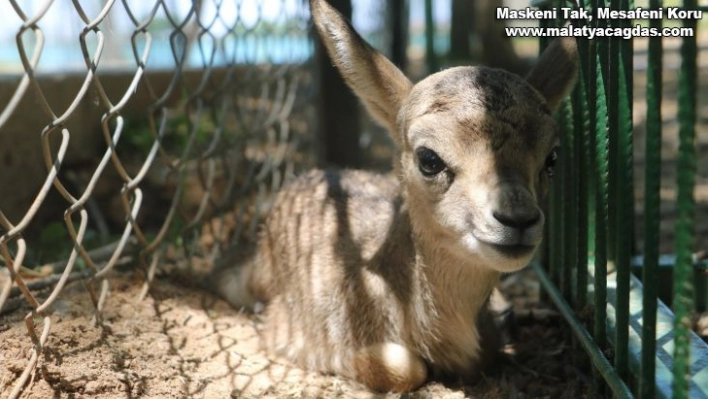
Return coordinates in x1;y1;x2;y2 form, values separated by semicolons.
404;201;500;315
395;202;499;367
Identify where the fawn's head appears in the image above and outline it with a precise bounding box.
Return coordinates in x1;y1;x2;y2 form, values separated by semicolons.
311;0;578;272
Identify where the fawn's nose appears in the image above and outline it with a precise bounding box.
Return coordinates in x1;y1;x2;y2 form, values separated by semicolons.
492;208;540;230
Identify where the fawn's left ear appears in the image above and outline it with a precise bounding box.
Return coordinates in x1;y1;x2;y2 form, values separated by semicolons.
310;0;413;144
525;36;579;112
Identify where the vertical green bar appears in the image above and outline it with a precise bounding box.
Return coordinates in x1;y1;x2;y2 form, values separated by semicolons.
582;2;607;393
551;101;566;287
557;0;574;300
567;89;579;304
539;17;561;287
584;4;597;261
604;17;617;270
581;2;609;393
673;0;698;397
573;63;590;309
592;0;609;349
593;37;610;355
640;0;662;397
551;158;563;286
609;0;634;384
560;98;574;299
594;55;611;399
538;16;552;306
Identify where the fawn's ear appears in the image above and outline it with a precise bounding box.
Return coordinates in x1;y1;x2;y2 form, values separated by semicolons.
310;0;412;144
525;36;579;112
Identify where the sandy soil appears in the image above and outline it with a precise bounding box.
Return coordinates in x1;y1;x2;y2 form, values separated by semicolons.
1;268;592;399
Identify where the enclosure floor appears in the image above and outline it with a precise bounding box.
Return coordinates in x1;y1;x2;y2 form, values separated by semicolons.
1;270;592;398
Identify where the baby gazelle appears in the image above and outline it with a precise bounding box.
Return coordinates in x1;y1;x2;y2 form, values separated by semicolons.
217;0;578;392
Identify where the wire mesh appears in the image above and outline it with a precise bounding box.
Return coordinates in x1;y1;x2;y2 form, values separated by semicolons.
0;1;315;397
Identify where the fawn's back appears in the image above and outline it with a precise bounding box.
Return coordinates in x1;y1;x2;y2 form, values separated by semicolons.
216;0;578;392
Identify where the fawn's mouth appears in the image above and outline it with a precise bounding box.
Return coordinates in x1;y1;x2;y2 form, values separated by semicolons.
487;242;537;258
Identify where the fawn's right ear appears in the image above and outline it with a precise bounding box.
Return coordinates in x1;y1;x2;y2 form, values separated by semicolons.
310;0;412;144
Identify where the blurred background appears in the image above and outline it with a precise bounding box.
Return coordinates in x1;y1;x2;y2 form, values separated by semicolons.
0;0;538;74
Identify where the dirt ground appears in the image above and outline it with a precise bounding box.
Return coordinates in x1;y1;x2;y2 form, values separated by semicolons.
0;267;593;399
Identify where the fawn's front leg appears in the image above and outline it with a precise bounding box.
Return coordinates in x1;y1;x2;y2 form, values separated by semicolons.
352;342;428;392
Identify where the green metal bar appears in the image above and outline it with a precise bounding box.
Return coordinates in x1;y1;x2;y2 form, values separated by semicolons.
695;6;708;317
641;0;663;396
605;7;618;271
609;0;634;384
539;17;562;288
559;98;574;299
567;95;579;303
551;160;563;286
538;2;708;397
574;6;594;311
673;0;698;396
573;64;589;309
587;28;604;399
605;1;621;375
587;2;611;393
583;2;596;262
538;16;553;306
532;262;633;399
593;26;610;358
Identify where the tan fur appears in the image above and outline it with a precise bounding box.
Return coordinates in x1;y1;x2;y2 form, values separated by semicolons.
216;0;578;392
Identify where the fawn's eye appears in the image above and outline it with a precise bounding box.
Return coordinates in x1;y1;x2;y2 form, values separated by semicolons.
545;147;559;177
416;147;446;177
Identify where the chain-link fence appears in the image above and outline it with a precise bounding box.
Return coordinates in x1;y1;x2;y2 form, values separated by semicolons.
0;1;315;397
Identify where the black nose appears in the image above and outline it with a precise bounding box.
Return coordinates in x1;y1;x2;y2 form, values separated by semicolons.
493;209;540;229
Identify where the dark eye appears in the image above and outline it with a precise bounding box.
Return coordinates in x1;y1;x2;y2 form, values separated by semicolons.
416;147;446;177
545;147;559;177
